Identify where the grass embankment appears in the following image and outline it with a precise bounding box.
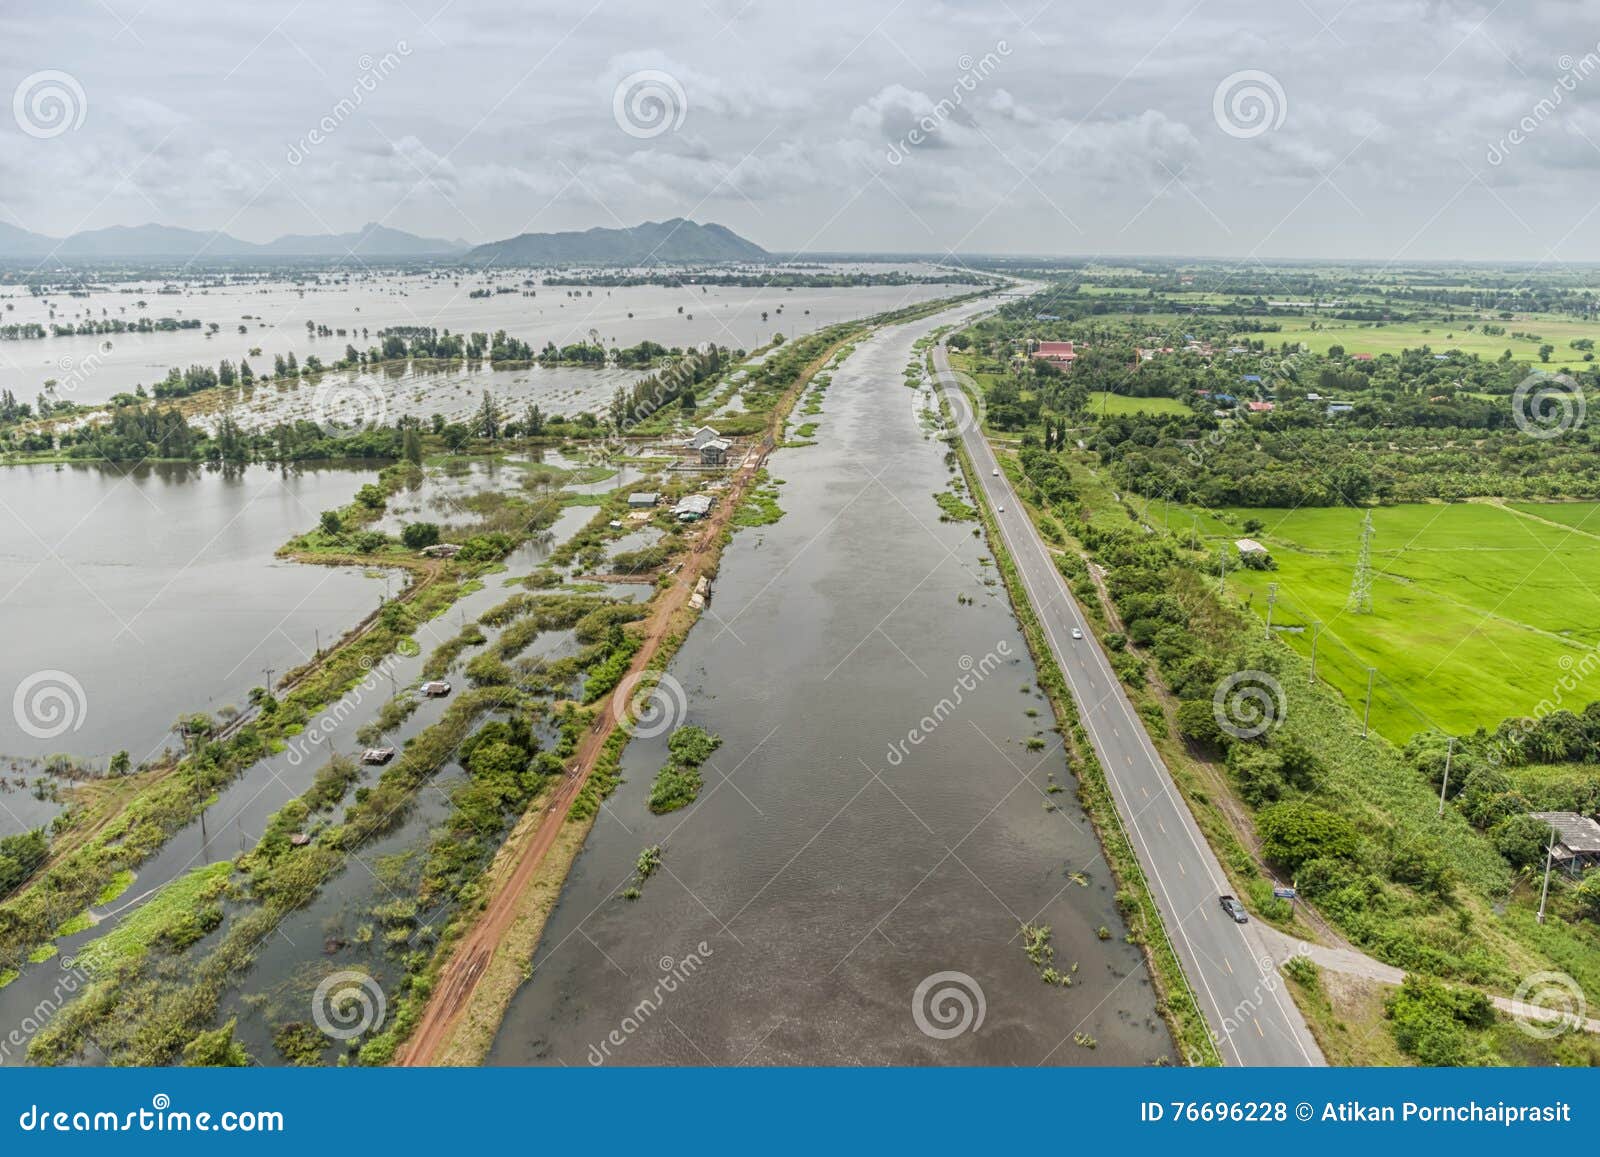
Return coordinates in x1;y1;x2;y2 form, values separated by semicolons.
936;357;1220;1066
399;309;883;1066
0;460;562;980
990;421;1600;1063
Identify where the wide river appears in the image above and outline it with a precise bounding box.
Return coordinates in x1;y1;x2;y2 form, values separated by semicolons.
487;301;1175;1065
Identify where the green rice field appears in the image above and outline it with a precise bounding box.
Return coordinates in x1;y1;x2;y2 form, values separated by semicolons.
1171;499;1600;744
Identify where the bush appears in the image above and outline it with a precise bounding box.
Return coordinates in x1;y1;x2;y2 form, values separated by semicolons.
401;522;440;549
1385;974;1493;1066
1258;801;1360;872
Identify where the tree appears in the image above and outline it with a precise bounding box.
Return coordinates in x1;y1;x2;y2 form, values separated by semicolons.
109;750;131;776
1258;801;1359;871
401;426;423;465
182;1017;253;1066
319;510;343;535
1491;814;1550;870
1176;697;1226;749
523;403;544;437
474;389;500;439
401;522;440;549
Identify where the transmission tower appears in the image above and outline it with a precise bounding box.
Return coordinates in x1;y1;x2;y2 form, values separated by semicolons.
1346;511;1375;614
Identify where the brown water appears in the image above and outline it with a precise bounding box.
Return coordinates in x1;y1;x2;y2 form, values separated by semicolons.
487;302;1174;1066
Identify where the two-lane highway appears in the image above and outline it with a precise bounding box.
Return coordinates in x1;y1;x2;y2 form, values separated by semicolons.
934;341;1322;1067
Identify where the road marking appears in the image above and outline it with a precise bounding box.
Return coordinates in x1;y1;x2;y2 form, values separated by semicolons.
1178;861;1186;876
1225;957;1233;974
1113;727;1120;737
1157;820;1166;834
1254;1018;1263;1038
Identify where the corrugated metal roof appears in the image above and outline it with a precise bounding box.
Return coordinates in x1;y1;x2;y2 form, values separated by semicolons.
1531;812;1600;854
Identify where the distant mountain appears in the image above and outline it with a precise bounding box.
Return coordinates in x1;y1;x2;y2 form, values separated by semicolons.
259;223;466;258
465;218;768;266
0;222;467;261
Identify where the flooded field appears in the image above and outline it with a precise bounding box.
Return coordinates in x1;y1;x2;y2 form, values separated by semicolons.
487;303;1173;1066
0;461;381;763
2;270;967;408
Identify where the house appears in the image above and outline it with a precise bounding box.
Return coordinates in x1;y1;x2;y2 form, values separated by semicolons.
1032;340;1077;368
420;543;461;558
1327;402;1354;415
361;747;396;765
1352;352;1373;362
421;680;451;698
1529;812;1600;874
1247;400;1275;413
627;491;659;509
1240;374;1263;384
686;425;722;449
1235;538;1268;558
700;438;732;466
674;494;714;521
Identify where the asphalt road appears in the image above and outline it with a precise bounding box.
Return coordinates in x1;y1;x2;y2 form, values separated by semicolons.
934;341;1323;1067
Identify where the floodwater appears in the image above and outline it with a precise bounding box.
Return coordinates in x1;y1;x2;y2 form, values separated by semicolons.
0;462;382;764
0;493;611;1065
1;272;967;408
488;301;1174;1066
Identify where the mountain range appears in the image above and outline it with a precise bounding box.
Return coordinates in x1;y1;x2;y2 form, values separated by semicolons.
0;218;769;265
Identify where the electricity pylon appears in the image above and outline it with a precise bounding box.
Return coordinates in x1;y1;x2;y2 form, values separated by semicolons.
1346;511;1374;614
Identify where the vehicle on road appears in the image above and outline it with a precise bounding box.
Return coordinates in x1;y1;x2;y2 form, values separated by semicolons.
997;505;1004;513
1219;895;1249;923
992;468;999;476
421;680;452;698
1070;627;1082;640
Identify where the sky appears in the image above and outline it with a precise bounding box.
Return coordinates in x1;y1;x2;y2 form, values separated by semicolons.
3;0;1600;261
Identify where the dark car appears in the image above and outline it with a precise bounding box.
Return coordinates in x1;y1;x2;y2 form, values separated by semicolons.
1219;894;1249;923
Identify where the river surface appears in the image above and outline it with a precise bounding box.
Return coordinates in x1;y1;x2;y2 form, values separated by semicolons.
487;301;1174;1066
0;462;382;765
1;272;966;407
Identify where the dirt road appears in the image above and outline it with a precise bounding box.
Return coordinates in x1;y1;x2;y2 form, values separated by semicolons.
398;354;827;1065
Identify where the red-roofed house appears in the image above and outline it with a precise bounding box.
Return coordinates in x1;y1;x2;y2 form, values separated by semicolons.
1246;400;1275;413
1032;340;1077;368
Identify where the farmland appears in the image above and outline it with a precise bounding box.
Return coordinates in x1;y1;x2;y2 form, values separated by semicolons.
1181;500;1600;744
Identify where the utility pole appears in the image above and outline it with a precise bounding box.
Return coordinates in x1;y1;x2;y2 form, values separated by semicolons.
1265;583;1278;639
1347;511;1375;614
1217;545;1228;594
1189;514;1199;551
262;667;275;697
1309;621;1322;684
1437;736;1454;817
1537;820;1557;925
1362;667;1376;738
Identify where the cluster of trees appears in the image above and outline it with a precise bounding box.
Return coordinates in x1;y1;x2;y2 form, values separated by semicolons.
0;829;49;896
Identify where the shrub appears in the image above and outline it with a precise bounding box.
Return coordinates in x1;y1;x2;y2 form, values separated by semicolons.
1257;801;1360;872
401;522;440;549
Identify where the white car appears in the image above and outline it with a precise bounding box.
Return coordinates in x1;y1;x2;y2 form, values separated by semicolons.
992;468;999;476
996;505;1004;513
1071;628;1083;640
